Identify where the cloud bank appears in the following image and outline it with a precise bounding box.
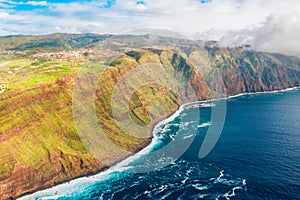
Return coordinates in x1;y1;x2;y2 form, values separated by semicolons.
0;0;300;55
219;13;300;56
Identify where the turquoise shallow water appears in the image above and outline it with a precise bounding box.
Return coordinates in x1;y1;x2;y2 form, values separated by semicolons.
21;89;300;200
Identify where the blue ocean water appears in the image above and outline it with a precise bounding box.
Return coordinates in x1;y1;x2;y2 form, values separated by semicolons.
21;89;300;200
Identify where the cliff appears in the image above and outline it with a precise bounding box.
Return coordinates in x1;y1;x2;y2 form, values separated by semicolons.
0;49;209;199
203;47;300;95
0;43;299;199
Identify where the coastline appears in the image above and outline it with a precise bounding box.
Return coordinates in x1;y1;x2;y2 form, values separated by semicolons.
226;86;300;99
18;86;300;199
17;106;181;200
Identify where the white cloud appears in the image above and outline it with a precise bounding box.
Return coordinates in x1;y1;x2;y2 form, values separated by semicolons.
0;0;300;55
219;13;300;56
0;10;10;19
0;0;47;7
23;1;48;6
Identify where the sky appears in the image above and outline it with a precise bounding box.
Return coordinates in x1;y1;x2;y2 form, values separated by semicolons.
1;0;300;55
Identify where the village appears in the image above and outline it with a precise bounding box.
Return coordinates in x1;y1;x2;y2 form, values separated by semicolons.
31;48;93;60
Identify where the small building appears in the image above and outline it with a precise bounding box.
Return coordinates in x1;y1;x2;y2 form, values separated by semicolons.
0;84;6;94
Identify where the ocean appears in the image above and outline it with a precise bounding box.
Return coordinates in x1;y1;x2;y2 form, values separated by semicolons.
20;88;300;200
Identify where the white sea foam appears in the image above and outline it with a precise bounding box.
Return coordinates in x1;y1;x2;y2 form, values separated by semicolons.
227;86;300;99
227;93;250;99
198;122;211;128
192;184;210;191
179;121;198;130
242;179;247;186
222;186;242;200
181;177;189;184
184;101;216;109
183;134;194;139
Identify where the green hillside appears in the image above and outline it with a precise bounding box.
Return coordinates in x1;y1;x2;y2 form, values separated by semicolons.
0;33;111;51
0;34;299;199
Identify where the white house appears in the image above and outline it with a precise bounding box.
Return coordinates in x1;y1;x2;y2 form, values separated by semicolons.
0;84;6;94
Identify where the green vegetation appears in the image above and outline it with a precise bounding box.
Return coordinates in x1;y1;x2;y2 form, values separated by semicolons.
0;47;197;199
0;56;83;91
0;49;108;198
0;34;299;199
0;33;111;51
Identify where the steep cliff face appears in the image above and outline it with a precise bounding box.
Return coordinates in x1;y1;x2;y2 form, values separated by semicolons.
202;47;300;96
87;49;210;163
0;79;104;199
0;49;209;199
0;45;299;199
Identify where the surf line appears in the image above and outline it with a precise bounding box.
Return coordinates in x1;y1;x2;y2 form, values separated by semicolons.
18;86;300;199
